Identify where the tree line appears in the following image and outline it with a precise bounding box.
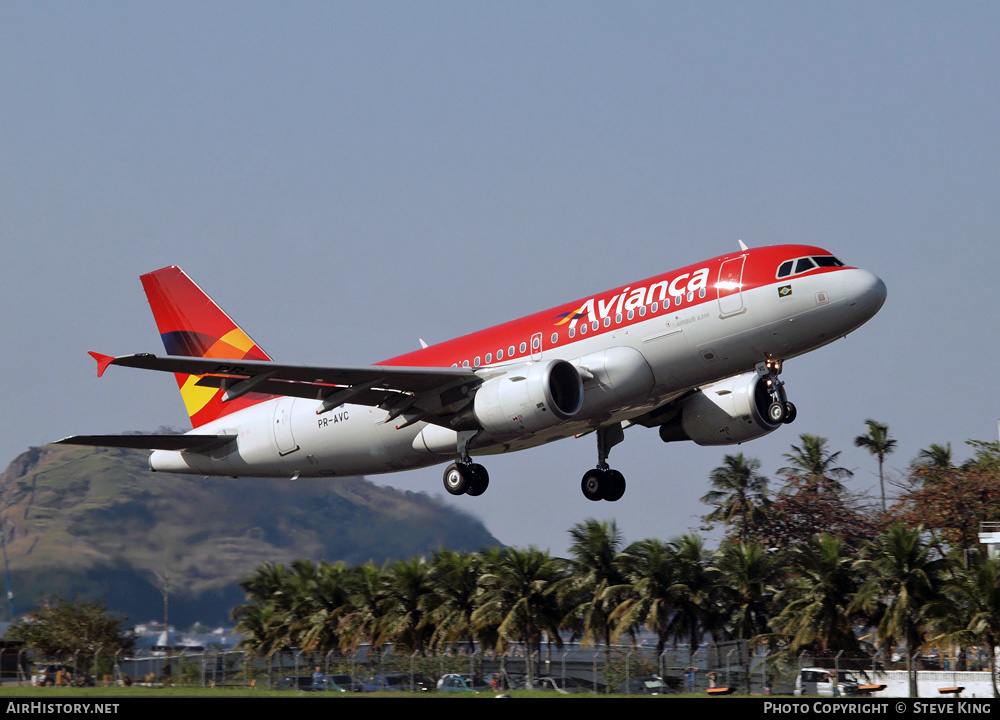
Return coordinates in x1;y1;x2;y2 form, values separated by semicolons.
10;423;999;694
230;423;1000;695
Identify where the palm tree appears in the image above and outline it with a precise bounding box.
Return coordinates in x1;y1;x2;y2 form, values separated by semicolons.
711;538;782;643
918;443;953;470
910;443;954;488
851;524;948;696
779;434;853;493
424;549;483;650
557;519;626;680
471;547;565;688
610;538;676;656
700;454;770;541
664;534;721;664
854;419;897;511
380;557;433;654
231;562;296;657
289;559;352;653
338;562;389;655
771;534;861;654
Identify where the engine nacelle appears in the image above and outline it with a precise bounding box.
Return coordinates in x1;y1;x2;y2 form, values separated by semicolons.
658;370;780;446
473;359;584;437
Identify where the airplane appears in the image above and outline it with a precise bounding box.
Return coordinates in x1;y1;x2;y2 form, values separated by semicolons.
59;243;886;502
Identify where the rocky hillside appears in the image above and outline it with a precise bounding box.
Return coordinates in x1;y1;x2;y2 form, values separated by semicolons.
0;443;500;626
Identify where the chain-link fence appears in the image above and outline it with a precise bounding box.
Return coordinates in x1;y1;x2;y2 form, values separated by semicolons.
11;643;994;696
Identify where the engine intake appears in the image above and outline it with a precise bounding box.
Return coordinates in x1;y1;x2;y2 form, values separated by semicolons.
473;359;584;437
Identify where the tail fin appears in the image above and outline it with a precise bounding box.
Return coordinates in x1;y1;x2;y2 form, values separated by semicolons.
141;266;274;428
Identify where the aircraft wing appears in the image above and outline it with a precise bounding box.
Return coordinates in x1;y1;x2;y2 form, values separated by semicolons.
88;352;481;423
55;434;235;451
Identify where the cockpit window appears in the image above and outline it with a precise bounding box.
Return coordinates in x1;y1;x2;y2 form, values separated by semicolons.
795;257;817;274
813;256;845;268
777;255;846;279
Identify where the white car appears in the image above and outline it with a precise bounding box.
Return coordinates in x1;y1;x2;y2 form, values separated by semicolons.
794;668;862;697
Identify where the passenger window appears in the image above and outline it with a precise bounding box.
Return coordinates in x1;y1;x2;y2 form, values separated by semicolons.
551;332;558;343
580;324;588;335
485;353;492;364
532;336;540;350
651;302;658;313
519;342;527;353
639;306;646;317
687;291;694;302
699;288;706;298
497;349;503;360
627;309;634;320
474;357;480;367
462;360;469;368
592;321;599;331
569;327;575;338
616;313;622;324
603;317;610;327
508;345;515;357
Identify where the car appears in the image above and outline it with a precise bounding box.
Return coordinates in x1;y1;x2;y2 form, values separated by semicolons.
535;676;593;694
619;676;674;695
362;673;434;692
326;673;364;692
794;668;862;697
438;673;490;693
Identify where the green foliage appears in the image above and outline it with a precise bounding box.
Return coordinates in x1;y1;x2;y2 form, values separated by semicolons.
10;595;135;661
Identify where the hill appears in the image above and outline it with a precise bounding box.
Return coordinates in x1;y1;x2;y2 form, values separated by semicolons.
0;443;500;626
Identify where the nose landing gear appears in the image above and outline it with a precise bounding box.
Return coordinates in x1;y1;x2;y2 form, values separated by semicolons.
759;358;796;425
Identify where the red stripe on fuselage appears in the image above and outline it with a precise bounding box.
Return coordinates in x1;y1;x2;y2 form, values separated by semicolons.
380;245;850;369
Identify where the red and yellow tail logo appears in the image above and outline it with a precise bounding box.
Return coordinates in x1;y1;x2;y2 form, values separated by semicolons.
141;266;273;428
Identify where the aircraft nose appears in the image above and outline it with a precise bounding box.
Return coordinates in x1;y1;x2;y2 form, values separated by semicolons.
843;268;887;316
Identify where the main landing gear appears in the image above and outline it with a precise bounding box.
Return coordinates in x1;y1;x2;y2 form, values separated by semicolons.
443;461;490;497
442;430;490;497
580;423;627;502
759;358;797;425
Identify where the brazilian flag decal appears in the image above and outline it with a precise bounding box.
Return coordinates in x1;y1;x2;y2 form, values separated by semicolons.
778;285;792;297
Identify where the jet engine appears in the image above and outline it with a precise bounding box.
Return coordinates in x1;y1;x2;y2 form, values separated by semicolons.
658;370;782;446
472;359;584;437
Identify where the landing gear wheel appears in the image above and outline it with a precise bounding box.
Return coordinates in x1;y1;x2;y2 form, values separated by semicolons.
782;401;797;424
768;401;787;424
466;464;490;496
581;469;606;502
443;463;471;496
604;469;626;502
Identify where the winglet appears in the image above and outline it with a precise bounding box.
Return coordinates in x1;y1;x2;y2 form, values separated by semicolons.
88;351;116;378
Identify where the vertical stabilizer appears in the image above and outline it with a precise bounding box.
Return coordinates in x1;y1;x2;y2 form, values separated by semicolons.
140;266;273;428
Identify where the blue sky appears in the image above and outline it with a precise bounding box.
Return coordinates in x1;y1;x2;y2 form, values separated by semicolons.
3;2;999;555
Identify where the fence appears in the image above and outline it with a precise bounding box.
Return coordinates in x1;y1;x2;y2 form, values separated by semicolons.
7;643;998;697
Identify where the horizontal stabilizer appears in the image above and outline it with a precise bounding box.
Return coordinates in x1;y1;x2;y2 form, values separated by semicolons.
55;434;235;452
